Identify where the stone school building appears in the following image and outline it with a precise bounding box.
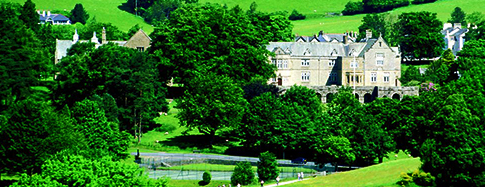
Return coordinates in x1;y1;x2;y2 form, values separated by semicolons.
267;32;418;103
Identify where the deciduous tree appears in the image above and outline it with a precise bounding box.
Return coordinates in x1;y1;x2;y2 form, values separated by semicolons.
257;151;279;181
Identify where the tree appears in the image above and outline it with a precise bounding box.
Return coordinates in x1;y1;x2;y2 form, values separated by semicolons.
176;73;248;144
149;3;277;85
467;12;484;26
247;9;293;42
70;4;89;24
257;151;279;182
357;14;386;41
411;0;437;4
400;66;423;85
288;9;305;20
420;94;485;186
231;162;255;186
312;136;355;170
424;49;458;84
0;99;85;175
71;100;130;160
449;7;466;26
20;0;39;32
342;1;364;15
396;12;444;61
0;2;49;110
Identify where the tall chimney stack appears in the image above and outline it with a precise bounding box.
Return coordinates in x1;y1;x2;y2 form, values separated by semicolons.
102;27;107;44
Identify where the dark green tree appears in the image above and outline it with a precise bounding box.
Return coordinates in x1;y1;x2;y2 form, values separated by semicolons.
448;7;466;26
71;99;130;160
400;66;423;86
342;1;364;15
0;99;85;175
312;136;355;170
247;9;293;42
257;151;279;182
231;162;255;186
20;0;39;32
0;2;49;110
357;14;386;41
396;12;444;61
420;94;485;186
70;4;89;24
424;49;457;84
176;73;248;145
149;3;277;85
288;9;306;20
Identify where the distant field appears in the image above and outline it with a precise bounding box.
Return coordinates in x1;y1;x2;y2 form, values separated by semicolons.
8;0;154;34
202;0;485;36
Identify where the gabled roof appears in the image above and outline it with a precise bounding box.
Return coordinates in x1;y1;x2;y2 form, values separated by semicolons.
40;14;70;22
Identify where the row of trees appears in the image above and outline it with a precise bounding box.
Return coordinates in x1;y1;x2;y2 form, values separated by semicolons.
343;0;436;15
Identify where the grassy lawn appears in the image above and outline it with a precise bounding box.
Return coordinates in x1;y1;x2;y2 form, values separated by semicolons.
284;157;421;187
9;0;154;34
168;179;231;187
402;63;429;73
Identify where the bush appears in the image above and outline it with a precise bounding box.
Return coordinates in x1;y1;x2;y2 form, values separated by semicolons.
154;123;177;133
363;0;409;13
288;9;306;20
397;170;435;186
231;162;255;186
257;151;279;181
412;0;437;5
202;171;212;184
342;1;364;15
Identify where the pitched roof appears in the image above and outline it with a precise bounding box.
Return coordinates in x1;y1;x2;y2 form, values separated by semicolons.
266;42;367;57
40;14;70;22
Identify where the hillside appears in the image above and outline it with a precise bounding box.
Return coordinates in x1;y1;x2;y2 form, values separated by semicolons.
8;0;154;34
285;158;422;187
9;0;485;36
201;0;485;35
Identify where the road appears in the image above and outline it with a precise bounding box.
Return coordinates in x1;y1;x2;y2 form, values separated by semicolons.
147;170;303;181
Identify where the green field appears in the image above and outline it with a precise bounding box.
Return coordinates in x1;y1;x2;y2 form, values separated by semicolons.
285;158;421;187
8;0;154;34
8;0;485;36
201;0;485;35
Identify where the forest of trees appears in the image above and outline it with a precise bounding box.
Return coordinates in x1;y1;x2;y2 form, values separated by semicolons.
2;0;485;186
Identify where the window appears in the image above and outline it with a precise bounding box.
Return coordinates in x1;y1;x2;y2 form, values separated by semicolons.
301;71;310;81
329;59;336;66
329;73;337;82
271;59;276;66
384;72;390;82
376;53;384;65
277;60;283;69
371;72;377;82
301;59;310;66
350;60;358;68
137;47;145;52
283;60;288;69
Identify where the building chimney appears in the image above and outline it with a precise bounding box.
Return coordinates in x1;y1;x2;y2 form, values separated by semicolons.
443;23;452;30
319;30;323;37
344;35;348;44
37;10;40;14
47;10;50;17
73;29;79;43
102;27;107;44
366;29;372;40
91;31;99;44
42;10;46;17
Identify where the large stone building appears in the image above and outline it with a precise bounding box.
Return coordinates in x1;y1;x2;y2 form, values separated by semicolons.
266;31;420;103
267;34;401;88
55;28;151;64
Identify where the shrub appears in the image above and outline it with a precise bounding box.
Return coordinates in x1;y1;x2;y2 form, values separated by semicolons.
154;123;177;133
412;0;437;5
257;151;279;181
231;162;255;186
397;170;435;186
202;171;212;184
289;9;306;20
342;1;364;15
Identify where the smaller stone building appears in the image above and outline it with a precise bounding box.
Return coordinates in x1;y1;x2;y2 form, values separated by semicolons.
38;10;70;25
55;28;151;64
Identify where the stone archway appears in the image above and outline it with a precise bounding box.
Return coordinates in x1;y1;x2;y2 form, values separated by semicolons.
364;93;372;103
355;93;359;100
316;92;323;103
392;93;401;100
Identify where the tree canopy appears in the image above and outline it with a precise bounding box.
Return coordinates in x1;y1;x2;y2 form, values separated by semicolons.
70;4;89;24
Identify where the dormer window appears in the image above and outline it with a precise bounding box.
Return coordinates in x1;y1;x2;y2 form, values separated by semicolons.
376;53;384;65
331;49;338;56
301;59;310;66
304;48;311;55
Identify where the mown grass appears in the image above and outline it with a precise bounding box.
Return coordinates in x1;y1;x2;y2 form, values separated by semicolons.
8;0;154;34
168;179;231;187
284;158;421;187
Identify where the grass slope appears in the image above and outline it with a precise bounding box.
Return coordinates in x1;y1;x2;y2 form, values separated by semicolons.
285;158;421;187
202;0;485;36
8;0;154;34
